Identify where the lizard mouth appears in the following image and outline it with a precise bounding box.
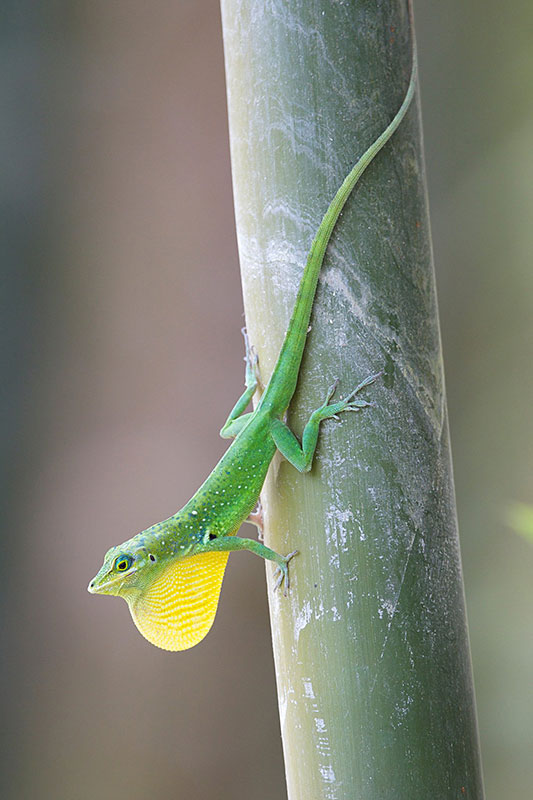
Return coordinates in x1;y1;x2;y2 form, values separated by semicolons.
88;568;138;595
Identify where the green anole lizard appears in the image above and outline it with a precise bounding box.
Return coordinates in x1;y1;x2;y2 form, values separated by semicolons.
88;59;416;651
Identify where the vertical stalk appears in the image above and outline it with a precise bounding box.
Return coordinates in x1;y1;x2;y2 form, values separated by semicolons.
221;1;484;798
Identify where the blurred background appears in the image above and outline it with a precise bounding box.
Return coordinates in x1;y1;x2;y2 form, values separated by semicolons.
1;1;532;798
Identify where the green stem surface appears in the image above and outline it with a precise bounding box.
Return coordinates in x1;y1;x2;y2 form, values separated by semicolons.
221;1;484;798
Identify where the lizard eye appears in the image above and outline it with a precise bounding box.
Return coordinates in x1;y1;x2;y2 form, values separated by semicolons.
114;555;133;572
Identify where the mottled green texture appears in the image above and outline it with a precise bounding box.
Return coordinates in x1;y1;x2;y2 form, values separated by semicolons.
220;1;484;799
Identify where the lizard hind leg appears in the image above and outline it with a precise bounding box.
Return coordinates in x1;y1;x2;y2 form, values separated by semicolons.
126;551;230;651
270;372;381;473
246;500;264;539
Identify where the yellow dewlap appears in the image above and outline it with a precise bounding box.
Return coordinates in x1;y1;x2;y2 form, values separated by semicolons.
127;551;230;651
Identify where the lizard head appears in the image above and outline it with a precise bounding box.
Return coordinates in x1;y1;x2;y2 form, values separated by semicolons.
88;539;158;598
88;527;231;651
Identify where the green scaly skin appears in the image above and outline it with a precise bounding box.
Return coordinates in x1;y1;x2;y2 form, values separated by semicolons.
88;57;416;604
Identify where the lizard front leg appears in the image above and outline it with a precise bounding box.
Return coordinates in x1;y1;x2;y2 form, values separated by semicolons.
194;534;297;594
220;328;262;438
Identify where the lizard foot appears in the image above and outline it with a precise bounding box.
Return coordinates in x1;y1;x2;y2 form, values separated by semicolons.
318;372;382;420
273;550;298;596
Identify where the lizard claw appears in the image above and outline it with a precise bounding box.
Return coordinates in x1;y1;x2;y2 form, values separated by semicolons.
321;379;339;408
346;372;382;399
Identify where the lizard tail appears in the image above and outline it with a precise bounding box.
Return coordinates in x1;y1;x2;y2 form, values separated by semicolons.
259;43;417;414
